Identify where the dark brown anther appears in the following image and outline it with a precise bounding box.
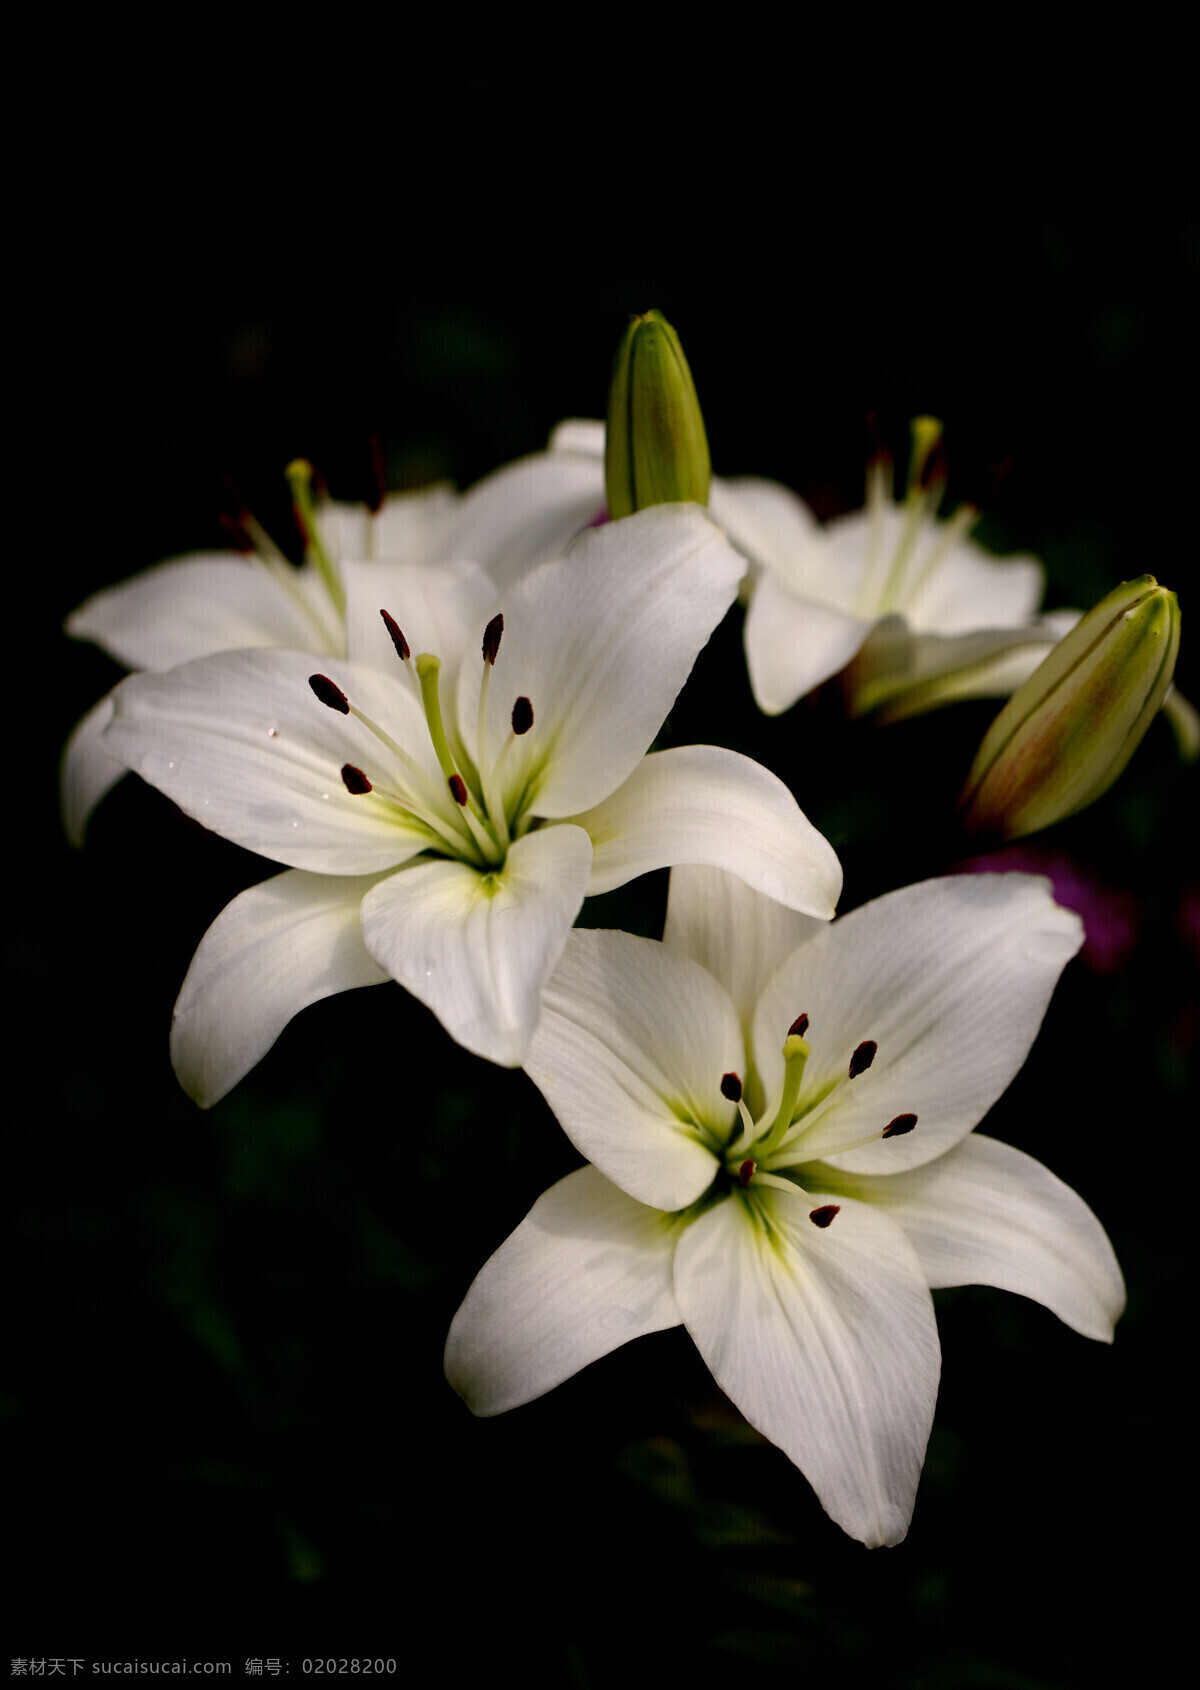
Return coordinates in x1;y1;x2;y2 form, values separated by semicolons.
511;697;534;735
788;1013;809;1039
482;614;504;666
848;1040;877;1079
882;1113;918;1138
809;1204;840;1228
738;1159;756;1187
217;510;255;553
341;764;372;795
449;774;468;806
720;1073;742;1102
309;674;350;713
380;609;410;662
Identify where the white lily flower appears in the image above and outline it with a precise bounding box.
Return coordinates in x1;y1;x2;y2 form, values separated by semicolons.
446;867;1123;1548
530;419;1075;725
62;439;608;845
104;509;841;1099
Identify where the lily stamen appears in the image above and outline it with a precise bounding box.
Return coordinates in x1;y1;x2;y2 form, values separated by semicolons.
338;760;466;854
309;672;483;859
380;609;422;702
761;1111;918;1172
286;457;346;620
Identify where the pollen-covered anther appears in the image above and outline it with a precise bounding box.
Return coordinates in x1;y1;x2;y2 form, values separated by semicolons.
848;1040;877;1078
720;1072;743;1102
482;614;504;666
738;1159;756;1187
309;674;350;714
341;763;372;795
882;1113;918;1138
511;697;534;735
380;608;410;662
809;1204;840;1228
789;1013;809;1038
449;774;468;806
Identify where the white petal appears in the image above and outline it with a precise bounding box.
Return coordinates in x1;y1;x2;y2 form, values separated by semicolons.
752;874;1084;1176
436;448;605;593
674;1188;940;1547
570;746;842;919
104;650;440;873
66;553;338;669
171;869;391;1108
444;1165;681;1417
547;418;605;456
708;475;829;597
904;540;1044;634
320;483;459;565
465;506;745;819
528;930;738;1211
60;695;126;847
823;1134;1125;1342
743;571;876;715
663;864;830;1045
359;824;593;1067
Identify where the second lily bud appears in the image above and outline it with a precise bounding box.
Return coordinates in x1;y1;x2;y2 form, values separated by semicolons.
604;309;712;519
960;575;1181;842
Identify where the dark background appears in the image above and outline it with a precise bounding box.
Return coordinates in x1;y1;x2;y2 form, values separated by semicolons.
14;46;1197;1683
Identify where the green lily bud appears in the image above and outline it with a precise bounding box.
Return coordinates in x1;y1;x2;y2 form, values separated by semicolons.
605;309;711;519
960;575;1181;842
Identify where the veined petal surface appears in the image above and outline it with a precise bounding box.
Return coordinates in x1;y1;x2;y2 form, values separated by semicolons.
66;553;340;668
104;650;439;873
171;869;391;1108
663;864;829;1053
674;1188;940;1547
445;1166;681;1416
359;824;594;1067
528;930;738;1212
571;746;841;918
464;506;744;819
823;1134;1125;1342
435;447;605;593
751;875;1083;1176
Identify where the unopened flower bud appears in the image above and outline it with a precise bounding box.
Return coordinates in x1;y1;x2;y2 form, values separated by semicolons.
960;575;1181;842
604;309;711;519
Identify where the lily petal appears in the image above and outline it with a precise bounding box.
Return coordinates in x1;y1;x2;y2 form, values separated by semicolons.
66;553;339;669
570;745;842;918
752;875;1083;1176
436;446;605;594
674;1188;939;1547
528;930;739;1212
743;571;876;716
821;1134;1125;1342
465;506;744;819
359;824;594;1067
319;482;460;566
60;695;125;847
663;864;829;1050
445;1165;681;1417
104;650;438;874
171;869;391;1108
